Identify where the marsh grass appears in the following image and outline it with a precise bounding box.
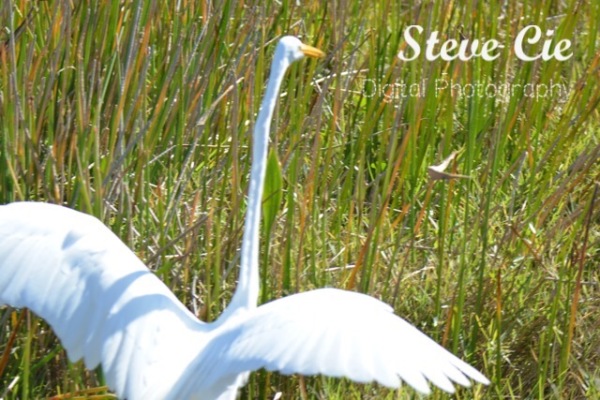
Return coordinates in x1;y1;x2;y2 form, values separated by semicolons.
1;0;599;399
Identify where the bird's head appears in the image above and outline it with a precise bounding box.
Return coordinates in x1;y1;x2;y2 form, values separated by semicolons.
276;36;325;64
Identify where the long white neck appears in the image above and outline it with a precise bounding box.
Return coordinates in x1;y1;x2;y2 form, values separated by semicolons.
220;53;291;319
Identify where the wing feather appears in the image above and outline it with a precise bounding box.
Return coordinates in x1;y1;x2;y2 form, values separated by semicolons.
194;288;488;395
0;202;205;400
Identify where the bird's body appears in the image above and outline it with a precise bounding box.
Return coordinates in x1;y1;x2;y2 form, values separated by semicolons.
0;37;488;399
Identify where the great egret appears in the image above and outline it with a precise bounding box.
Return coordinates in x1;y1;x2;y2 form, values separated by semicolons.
0;36;489;400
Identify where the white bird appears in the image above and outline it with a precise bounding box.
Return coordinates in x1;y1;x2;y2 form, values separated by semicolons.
0;36;489;400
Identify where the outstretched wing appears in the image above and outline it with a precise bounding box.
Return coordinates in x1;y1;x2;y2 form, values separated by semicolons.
0;202;204;400
193;288;489;396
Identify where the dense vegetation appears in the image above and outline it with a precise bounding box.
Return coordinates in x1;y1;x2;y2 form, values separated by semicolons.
1;0;598;398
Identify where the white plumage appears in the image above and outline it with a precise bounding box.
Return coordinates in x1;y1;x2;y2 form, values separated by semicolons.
0;36;488;399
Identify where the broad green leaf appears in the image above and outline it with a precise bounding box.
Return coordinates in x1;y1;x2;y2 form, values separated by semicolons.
262;148;283;237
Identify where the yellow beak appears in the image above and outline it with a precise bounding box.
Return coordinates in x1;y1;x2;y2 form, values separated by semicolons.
300;43;325;58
